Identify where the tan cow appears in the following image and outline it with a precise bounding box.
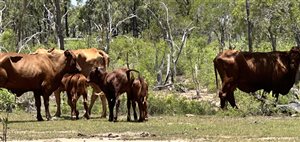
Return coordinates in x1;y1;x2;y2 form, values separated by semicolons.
34;48;109;118
0;50;81;121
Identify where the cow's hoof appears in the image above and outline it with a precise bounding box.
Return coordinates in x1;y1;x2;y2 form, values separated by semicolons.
54;112;61;118
108;117;113;122
46;117;52;121
127;117;131;122
83;113;90;119
100;114;107;118
37;117;44;121
71;115;77;120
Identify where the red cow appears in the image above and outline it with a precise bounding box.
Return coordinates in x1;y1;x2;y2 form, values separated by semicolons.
214;47;300;109
0;50;80;121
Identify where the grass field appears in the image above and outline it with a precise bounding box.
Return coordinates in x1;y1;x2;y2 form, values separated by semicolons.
1;111;300;141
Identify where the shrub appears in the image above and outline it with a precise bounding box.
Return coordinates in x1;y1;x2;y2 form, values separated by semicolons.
148;91;217;116
0;89;15;112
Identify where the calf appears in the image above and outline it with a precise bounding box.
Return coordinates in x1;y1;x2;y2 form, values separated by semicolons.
60;73;89;119
87;67;138;122
127;76;149;122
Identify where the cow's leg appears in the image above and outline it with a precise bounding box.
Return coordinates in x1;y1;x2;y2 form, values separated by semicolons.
107;96;115;122
132;101;138;121
88;91;97;115
137;101;144;122
73;95;80;120
54;89;62;117
114;95;120;122
82;91;90;119
99;92;107;118
67;94;75;120
34;93;43;121
227;91;238;109
219;78;236;109
43;94;51;120
127;96;132;121
89;90;107;118
143;98;148;121
219;91;227;109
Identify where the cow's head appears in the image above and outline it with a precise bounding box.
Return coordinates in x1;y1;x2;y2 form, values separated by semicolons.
64;50;81;73
289;46;300;70
87;67;106;85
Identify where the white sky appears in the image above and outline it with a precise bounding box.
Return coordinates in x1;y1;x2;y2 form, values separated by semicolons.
71;0;87;6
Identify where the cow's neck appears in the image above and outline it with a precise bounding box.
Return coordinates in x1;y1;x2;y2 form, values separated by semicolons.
48;54;68;83
97;72;109;92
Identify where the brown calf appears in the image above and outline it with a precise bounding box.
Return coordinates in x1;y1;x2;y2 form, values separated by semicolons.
61;73;89;119
87;67;138;122
127;76;148;122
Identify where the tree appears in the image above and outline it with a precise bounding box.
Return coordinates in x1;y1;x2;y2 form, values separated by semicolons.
246;0;253;52
54;0;64;50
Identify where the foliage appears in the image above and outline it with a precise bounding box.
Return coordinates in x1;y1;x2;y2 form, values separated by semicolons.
0;89;14;112
0;29;16;52
148;92;217;115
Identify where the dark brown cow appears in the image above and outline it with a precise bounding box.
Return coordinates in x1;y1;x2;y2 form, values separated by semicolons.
214;47;300;109
87;67;137;122
0;50;80;121
127;76;149;122
60;73;89;119
34;48;109;118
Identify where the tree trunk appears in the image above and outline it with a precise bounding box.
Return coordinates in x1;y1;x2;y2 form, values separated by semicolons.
64;0;69;37
54;0;64;50
132;0;138;37
246;0;253;52
293;28;300;47
268;26;276;51
16;0;27;52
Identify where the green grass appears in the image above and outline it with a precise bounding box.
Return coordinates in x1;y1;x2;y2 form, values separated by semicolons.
2;111;300;141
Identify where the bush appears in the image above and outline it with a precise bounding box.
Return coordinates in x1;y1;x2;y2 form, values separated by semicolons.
148;91;217;116
0;89;15;112
0;29;16;52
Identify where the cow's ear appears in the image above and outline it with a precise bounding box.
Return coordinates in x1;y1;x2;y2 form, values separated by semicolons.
64;50;72;58
10;56;23;63
48;48;55;53
94;66;100;73
77;53;87;61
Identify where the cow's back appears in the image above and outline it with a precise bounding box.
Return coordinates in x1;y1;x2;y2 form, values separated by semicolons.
73;48;108;77
62;73;87;95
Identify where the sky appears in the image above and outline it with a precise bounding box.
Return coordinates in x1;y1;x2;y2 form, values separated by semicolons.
71;0;87;6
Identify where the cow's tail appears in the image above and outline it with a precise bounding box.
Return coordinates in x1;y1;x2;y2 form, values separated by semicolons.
214;60;219;92
126;69;143;86
98;50;110;68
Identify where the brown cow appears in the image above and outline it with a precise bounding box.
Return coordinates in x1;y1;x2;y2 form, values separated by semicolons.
60;73;89;120
34;48;109;118
0;50;80;121
214;47;300;109
87;67;138;122
127;76;149;122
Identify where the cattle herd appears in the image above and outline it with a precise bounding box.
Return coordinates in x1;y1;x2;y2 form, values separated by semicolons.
0;47;148;122
1;46;300;122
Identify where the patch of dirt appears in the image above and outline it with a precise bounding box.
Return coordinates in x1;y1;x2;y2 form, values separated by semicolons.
10;131;158;142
